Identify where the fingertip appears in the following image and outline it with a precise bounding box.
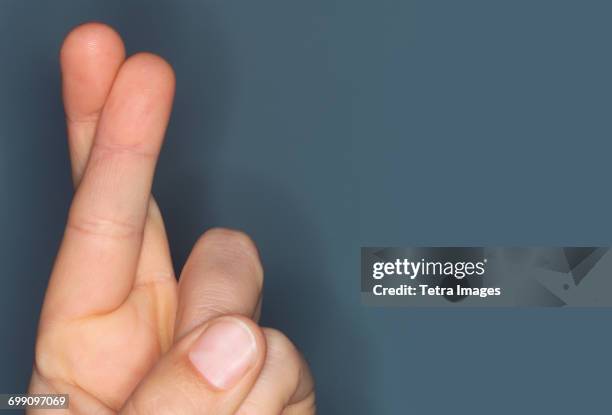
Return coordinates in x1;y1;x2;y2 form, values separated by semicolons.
61;22;126;121
122;52;176;96
61;22;125;59
96;52;175;149
174;228;264;341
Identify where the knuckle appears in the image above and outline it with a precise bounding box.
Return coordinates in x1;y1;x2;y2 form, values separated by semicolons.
263;328;302;376
285;391;317;415
67;211;141;239
34;334;56;380
263;328;316;409
91;139;158;161
33;325;72;384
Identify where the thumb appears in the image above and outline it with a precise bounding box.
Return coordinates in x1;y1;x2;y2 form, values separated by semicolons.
121;315;266;414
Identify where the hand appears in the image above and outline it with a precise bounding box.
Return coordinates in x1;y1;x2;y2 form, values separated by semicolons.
28;22;315;414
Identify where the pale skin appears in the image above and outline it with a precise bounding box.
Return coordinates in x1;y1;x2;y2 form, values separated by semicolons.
28;23;315;414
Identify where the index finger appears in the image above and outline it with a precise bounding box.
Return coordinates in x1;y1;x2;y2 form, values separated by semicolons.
43;53;175;320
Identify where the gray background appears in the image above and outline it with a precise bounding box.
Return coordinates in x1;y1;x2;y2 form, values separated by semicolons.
1;0;611;413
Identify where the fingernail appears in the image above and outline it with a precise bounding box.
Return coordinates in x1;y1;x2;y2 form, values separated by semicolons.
188;318;257;390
